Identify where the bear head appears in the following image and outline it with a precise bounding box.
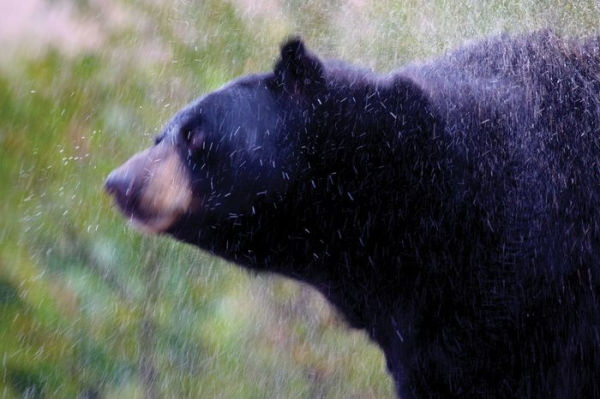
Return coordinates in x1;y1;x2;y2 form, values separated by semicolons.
105;39;332;259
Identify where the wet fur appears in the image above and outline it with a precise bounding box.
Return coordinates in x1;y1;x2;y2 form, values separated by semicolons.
110;31;600;398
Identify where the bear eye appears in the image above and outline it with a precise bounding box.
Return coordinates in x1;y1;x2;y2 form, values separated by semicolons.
181;126;204;152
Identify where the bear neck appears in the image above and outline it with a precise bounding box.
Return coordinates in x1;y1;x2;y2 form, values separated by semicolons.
285;76;445;325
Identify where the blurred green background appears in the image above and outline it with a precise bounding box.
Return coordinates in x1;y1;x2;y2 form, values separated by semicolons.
0;1;598;397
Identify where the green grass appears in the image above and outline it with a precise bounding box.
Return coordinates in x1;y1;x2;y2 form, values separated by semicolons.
1;0;599;397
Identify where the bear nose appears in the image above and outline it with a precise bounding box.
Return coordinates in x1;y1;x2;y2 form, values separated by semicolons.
105;170;133;199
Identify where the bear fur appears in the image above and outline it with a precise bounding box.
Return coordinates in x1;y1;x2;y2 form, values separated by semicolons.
106;31;600;398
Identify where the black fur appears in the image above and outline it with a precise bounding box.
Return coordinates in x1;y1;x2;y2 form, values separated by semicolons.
140;31;600;398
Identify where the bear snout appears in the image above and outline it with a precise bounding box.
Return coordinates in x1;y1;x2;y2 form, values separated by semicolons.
105;168;138;217
105;169;134;200
106;145;193;233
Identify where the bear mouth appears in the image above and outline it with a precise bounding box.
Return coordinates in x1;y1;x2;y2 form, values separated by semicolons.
128;210;184;234
106;185;164;233
107;183;194;234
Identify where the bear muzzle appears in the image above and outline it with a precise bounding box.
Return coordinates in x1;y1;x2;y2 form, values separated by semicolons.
105;144;193;233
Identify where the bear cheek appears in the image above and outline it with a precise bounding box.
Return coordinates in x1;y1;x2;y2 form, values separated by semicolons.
136;150;194;233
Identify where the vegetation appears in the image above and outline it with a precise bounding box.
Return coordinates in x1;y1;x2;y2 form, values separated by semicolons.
1;0;598;397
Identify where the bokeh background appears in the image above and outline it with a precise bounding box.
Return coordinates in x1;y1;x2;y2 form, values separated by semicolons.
1;1;599;398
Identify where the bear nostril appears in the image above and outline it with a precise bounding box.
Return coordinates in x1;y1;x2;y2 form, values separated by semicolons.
105;170;133;199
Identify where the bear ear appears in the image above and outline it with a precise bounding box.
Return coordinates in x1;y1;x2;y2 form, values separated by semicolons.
274;37;325;95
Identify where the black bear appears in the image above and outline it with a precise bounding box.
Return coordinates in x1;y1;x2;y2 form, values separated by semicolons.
105;31;600;398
